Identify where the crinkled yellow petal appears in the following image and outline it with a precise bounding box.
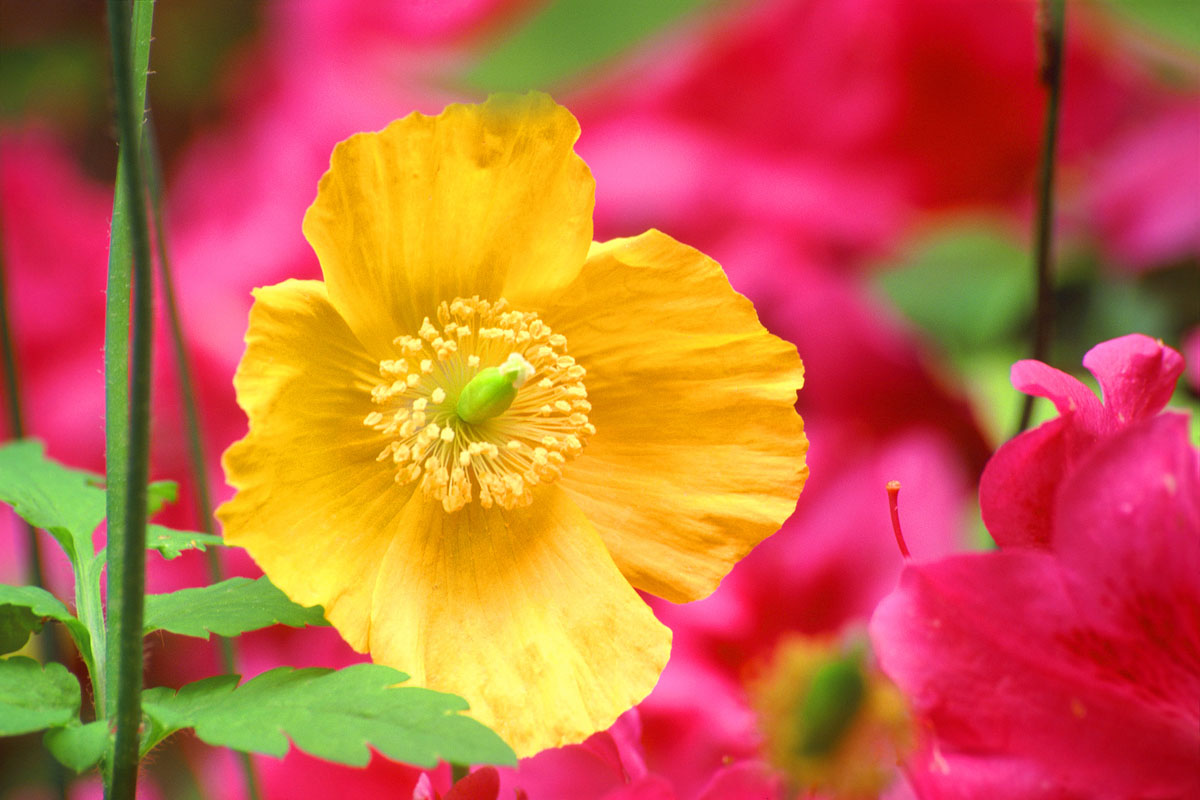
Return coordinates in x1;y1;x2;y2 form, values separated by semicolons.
302;93;595;356
366;486;671;757
537;230;809;603
217;280;408;648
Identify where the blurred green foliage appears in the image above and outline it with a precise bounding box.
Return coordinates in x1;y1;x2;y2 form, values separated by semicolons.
465;0;715;90
873;217;1199;446
873;220;1030;357
1097;0;1200;54
0;0;257;176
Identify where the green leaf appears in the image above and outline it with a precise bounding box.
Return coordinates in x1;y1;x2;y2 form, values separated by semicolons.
873;219;1029;355
147;480;179;515
0;605;41;654
0;440;105;565
143;576;328;638
465;0;713;90
142;665;515;767
0;584;91;656
0;657;80;735
146;524;224;560
44;720;109;772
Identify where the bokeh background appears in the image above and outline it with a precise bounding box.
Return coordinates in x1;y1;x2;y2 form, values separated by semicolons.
2;1;1197;798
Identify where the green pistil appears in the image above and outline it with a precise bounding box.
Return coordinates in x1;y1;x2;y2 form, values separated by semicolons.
794;653;866;757
456;353;533;425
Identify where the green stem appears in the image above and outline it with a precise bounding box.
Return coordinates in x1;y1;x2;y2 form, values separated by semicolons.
143;119;263;800
1016;0;1065;434
103;1;157;797
451;763;470;784
0;171;70;800
100;0;155;723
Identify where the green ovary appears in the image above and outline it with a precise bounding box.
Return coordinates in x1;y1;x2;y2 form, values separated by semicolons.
456;353;535;425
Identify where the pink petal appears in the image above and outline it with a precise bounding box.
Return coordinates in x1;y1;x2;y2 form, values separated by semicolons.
444;767;500;800
979;417;1088;548
695;760;784;800
1051;414;1200;725
872;550;1198;797
501;711;653;799
905;748;1092;800
873;415;1200;797
599;777;678;800
1008;360;1104;430
1081;334;1186;428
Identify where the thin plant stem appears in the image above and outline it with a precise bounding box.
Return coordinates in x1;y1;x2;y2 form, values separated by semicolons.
143;119;263;800
0;182;70;800
100;0;155;722
103;0;157;797
1016;0;1065;434
0;218;44;588
0;226;26;441
141;121;226;594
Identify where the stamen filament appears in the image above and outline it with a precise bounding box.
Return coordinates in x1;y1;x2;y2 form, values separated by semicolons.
886;480;911;559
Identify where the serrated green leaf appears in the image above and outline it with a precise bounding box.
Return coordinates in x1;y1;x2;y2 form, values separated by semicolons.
44;720;109;772
0;440;105;565
464;0;713;90
142;664;515;767
0;584;75;621
0;605;41;654
147;480;179;515
146;524;224;560
143;576;328;638
873;219;1029;355
0;584;91;656
0;657;80;735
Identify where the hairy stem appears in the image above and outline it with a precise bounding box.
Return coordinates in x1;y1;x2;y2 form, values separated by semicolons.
103;0;157;797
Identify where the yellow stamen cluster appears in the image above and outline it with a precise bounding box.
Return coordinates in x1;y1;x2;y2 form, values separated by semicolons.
366;296;595;512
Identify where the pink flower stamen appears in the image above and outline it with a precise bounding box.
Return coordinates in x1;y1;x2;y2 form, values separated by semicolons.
887;480;911;560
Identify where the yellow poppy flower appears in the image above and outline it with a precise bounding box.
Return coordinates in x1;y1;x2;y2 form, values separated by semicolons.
217;93;808;757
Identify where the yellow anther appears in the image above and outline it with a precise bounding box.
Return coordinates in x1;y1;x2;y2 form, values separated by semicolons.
364;295;593;512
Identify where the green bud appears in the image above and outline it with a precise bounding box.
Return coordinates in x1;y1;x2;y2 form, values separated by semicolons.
794;654;866;757
456;354;534;425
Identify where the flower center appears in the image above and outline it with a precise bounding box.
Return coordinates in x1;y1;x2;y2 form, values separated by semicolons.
750;635;912;798
365;296;594;513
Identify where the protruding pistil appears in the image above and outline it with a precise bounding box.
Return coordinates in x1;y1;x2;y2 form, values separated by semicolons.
456;353;535;424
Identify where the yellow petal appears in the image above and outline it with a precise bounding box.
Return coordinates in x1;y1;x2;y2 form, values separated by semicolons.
537;230;809;603
366;486;671;757
302;93;595;356
217;280;409;648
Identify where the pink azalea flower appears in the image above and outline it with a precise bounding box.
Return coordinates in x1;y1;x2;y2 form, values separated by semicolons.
980;333;1184;548
872;401;1199;796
